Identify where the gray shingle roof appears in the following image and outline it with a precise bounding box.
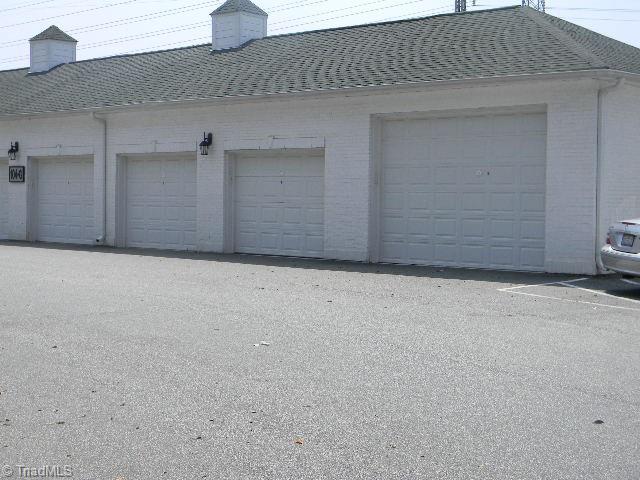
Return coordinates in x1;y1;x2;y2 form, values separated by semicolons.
212;0;267;16
2;6;639;116
30;25;77;43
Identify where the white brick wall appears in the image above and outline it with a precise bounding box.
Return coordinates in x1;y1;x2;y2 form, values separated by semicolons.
599;82;640;257
0;77;609;273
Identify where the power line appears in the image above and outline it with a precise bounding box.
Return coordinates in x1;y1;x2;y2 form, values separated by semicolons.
0;0;216;47
0;0;434;64
0;0;141;29
270;0;417;26
270;0;431;31
0;0;327;50
549;7;640;13
0;0;56;14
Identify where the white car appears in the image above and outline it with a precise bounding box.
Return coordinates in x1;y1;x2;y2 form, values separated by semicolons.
601;218;640;277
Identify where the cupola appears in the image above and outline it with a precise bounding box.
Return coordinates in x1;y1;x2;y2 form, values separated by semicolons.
29;25;77;73
210;0;268;51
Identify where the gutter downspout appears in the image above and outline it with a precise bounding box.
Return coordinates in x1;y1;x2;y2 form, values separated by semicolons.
92;112;107;244
595;77;625;272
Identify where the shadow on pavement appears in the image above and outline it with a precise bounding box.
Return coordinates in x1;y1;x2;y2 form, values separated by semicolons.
0;240;590;286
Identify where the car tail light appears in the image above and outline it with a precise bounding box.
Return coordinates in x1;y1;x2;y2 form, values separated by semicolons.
606;235;611;245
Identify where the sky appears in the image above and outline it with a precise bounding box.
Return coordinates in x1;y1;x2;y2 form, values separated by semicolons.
0;0;639;71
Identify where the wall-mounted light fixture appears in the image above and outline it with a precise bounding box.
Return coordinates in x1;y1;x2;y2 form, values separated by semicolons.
199;132;213;156
7;142;19;161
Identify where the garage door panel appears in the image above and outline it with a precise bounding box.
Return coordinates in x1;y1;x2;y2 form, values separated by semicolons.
490;219;515;240
306;208;324;225
522;193;545;213
460;167;487;185
435;166;457;184
461;245;485;265
434;193;457;211
521;220;545;241
234;153;324;257
434;244;457;263
306;235;324;254
125;156;196;251
381;113;546;270
305;178;324;198
521;165;545;185
491;246;516;266
521;248;545;268
407;242;432;261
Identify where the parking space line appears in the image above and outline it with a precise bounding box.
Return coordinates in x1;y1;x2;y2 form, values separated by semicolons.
497;278;589;292
622;278;640;287
504;290;640;312
558;282;640;305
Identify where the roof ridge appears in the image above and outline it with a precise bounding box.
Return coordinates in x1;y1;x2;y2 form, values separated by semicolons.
520;6;608;70
258;5;522;41
1;5;523;72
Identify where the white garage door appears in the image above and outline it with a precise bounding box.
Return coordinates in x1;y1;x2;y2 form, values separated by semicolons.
0;161;7;239
126;156;197;251
380;112;547;271
234;152;324;257
37;157;95;244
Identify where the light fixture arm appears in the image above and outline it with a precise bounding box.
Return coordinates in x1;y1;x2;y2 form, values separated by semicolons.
199;132;213;156
7;141;19;161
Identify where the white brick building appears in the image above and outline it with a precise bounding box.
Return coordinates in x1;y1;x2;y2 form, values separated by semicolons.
1;2;639;275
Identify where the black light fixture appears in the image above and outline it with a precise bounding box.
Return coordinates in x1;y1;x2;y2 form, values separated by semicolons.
199;132;213;156
7;141;19;161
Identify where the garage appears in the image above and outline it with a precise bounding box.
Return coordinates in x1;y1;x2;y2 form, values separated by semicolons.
233;150;324;257
124;155;197;251
35;157;95;244
0;161;7;239
379;112;547;271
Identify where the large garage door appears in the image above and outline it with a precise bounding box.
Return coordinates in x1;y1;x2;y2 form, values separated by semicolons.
126;156;196;251
234;151;324;257
380;112;546;271
37;157;94;244
0;161;7;239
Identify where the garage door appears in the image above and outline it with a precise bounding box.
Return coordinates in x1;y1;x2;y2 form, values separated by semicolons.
125;156;196;250
0;161;7;239
234;152;324;257
37;157;95;244
380;113;546;271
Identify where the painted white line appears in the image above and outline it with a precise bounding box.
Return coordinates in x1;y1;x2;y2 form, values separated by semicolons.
506;290;640;312
497;277;589;292
558;282;640;305
622;278;640;287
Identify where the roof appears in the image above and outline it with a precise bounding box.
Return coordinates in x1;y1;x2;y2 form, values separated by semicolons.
30;25;77;43
212;0;267;16
2;6;639;116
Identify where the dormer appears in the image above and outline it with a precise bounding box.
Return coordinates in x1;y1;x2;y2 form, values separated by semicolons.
210;0;268;51
29;25;77;74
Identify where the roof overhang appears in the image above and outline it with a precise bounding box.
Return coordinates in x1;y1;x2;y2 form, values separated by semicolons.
0;69;638;121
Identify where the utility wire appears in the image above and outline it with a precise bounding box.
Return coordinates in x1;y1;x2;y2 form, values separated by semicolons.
0;0;431;63
0;0;217;47
0;0;325;49
0;0;141;29
0;0;56;14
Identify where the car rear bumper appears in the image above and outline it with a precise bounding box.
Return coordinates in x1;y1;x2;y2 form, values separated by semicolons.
600;245;640;277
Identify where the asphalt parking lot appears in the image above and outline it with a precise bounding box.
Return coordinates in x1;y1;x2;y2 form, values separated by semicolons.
0;242;639;480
